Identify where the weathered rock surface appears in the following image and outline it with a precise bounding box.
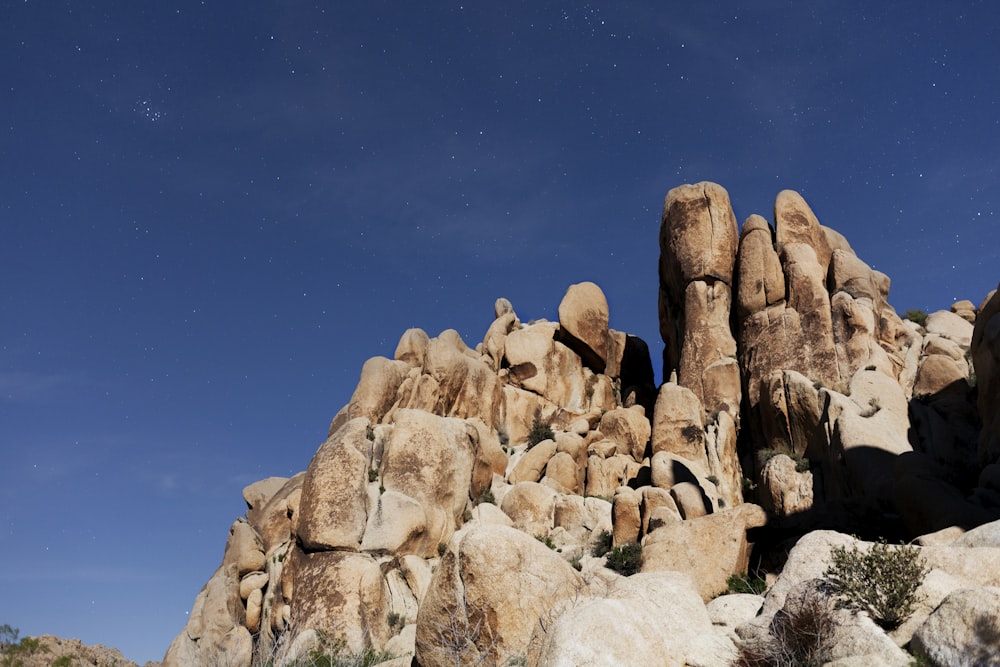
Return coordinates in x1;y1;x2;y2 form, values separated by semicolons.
166;183;1000;667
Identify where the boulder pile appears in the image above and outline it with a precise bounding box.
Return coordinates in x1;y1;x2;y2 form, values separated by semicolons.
164;183;1000;667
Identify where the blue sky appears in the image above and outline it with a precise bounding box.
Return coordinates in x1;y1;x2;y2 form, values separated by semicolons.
1;2;997;663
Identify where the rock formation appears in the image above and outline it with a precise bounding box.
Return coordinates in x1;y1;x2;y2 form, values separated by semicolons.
164;183;1000;667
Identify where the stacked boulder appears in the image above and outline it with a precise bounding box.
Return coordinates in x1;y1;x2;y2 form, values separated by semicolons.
165;183;1000;667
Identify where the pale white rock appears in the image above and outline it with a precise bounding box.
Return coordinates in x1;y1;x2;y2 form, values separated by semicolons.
911;587;1000;667
499;481;557;536
924;309;974;347
760;453;814;516
529;572;735;667
383;624;416;661
360;490;428;556
468;501;514;527
415;524;588;667
707;593;765;643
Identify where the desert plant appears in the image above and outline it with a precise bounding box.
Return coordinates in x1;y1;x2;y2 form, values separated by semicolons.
535;534;556;550
726;572;767;596
477;488;496;506
526;418;554;448
305;633;395;667
51;657;72;667
497;424;509;446
387;612;406;633
591;529;613;557
367;468;378;483
822;539;928;630
757;448;809;473
605;542;642;576
735;586;835;667
904;309;928;327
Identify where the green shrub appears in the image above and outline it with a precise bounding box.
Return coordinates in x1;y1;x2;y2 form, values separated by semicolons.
757;448;809;473
526;419;554;448
905;309;928;327
822;539;928;630
726;572;767;595
605;543;642;576
535;534;556;550
305;633;395;667
477;488;496;505
591;529;613;557
52;657;72;667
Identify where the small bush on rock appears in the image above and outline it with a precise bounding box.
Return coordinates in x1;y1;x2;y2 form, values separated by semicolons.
591;529;613;557
822;538;928;630
726;572;767;596
736;586;835;667
605;542;642;576
526;419;554;448
904;309;928;327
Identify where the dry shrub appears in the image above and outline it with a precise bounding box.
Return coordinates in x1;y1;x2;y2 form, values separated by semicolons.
735;585;836;667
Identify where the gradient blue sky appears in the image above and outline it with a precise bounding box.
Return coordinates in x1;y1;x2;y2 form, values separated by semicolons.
2;2;997;663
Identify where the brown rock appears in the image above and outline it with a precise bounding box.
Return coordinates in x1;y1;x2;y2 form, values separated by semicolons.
287;549;389;653
641;504;768;601
381;409;477;554
332;357;410;434
972;286;1000;464
394;328;431;367
736;214;784;321
557;281;611;373
504;322;587;411
508;438;557;485
297;418;371;552
774;189;832;272
598;406;651;462
612;486;642;546
415;524;588;667
651;380;706;461
659;181;739;291
760;454;814;516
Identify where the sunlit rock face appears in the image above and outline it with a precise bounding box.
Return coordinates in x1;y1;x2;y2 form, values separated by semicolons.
166;184;999;667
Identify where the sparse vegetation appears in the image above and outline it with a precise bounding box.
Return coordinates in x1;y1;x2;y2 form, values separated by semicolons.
0;626;48;667
367;468;378;483
757;448;810;473
365;425;375;441
822;538;928;630
497;424;509;446
535;534;556;550
681;424;703;442
591;529;613;558
303;632;395;667
604;542;642;576
477;488;496;506
526;418;554;449
387;612;406;633
905;309;928;327
735;586;836;667
726;572;768;596
706;474;720;486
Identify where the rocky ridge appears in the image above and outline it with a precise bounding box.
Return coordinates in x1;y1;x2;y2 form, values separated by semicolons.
164;182;1000;666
